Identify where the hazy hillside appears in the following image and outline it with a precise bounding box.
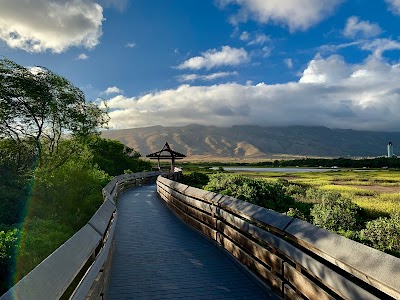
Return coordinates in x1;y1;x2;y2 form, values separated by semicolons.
100;124;400;158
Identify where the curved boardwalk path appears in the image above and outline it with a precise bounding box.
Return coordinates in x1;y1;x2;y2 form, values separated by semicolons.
106;185;281;299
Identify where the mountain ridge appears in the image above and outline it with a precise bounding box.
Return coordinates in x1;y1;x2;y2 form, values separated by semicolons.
100;124;400;158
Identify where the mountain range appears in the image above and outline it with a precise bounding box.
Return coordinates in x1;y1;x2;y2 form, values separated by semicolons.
100;124;400;159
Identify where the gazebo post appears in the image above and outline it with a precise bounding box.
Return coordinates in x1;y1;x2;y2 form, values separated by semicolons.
171;156;175;172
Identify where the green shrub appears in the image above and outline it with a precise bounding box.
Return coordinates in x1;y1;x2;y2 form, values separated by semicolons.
310;191;360;232
180;171;210;188
0;228;20;294
16;218;75;281
0;228;19;262
360;214;400;253
204;173;295;212
305;188;328;203
33;142;110;230
286;208;306;220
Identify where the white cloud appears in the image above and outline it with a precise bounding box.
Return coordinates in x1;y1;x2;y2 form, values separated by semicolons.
104;55;400;131
299;54;351;83
247;33;270;46
77;53;89;60
238;31;273;57
176;71;238;82
386;0;400;14
361;38;400;58
284;58;293;69
261;46;272;57
103;86;124;95
177;46;249;70
319;41;361;53
125;42;136;48
343;16;382;39
239;31;250;41
318;38;400;59
0;0;104;53
216;0;342;31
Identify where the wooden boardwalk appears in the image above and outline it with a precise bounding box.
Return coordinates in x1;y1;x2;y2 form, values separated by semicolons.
105;184;281;299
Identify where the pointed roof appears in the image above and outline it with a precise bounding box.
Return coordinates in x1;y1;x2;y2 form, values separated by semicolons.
146;142;186;159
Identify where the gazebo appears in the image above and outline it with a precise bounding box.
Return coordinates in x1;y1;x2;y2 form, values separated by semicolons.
146;142;186;172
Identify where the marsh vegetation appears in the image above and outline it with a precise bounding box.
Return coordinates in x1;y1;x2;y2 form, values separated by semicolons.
179;168;400;257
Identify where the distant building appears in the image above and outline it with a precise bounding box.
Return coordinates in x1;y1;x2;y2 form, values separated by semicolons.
387;142;394;157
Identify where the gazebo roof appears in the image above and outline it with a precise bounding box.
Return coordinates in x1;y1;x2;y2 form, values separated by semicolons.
146;142;186;160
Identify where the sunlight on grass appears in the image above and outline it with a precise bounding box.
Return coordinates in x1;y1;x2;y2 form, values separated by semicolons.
319;185;378;197
353;195;400;216
234;169;400;216
290;178;330;186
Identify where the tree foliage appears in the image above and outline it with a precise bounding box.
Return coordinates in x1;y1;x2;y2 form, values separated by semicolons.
32;139;111;230
0;228;19;292
85;136;151;176
0;58;119;294
15;219;75;281
0;58;109;160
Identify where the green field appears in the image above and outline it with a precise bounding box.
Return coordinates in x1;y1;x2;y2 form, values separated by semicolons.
231;169;400;218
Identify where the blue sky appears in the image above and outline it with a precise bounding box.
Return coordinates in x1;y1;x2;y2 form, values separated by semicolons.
1;0;400;131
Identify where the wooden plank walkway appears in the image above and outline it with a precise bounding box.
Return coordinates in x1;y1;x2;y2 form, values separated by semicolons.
106;185;281;299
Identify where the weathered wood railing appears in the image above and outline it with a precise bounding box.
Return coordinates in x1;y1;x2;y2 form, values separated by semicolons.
1;170;181;300
157;176;400;300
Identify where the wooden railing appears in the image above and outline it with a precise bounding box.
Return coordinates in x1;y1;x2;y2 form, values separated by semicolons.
157;176;400;300
0;171;181;300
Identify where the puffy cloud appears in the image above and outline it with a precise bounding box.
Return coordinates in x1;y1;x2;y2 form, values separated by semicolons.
177;46;249;70
105;55;400;131
0;0;103;53
216;0;342;31
299;54;351;83
176;71;238;82
343;16;381;39
103;86;124;95
77;53;89;60
386;0;400;14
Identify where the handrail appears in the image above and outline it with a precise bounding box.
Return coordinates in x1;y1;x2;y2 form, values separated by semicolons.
157;176;400;300
0;170;181;300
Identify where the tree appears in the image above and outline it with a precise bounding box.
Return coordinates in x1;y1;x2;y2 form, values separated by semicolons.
85;136;151;176
0;58;109;162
